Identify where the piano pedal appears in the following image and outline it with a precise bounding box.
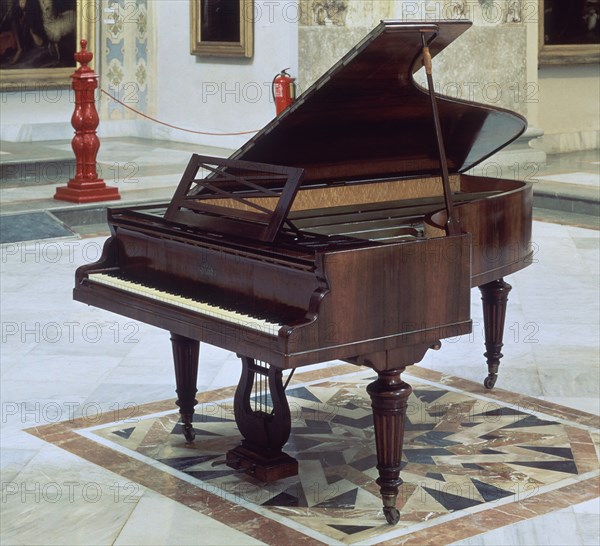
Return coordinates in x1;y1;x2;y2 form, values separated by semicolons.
212;458;257;475
226;445;298;482
211;459;227;467
228;456;258;476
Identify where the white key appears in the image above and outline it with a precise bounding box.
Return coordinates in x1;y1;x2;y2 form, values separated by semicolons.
88;273;280;335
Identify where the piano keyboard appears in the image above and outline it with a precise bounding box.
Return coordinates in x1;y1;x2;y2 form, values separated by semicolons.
87;273;281;335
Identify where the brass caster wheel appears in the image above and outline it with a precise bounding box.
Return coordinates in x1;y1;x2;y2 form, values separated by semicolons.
484;374;497;390
383;506;400;525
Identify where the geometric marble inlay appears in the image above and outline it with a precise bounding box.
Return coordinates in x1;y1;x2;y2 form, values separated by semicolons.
27;366;600;545
83;370;600;544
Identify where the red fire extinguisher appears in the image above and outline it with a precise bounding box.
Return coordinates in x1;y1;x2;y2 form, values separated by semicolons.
272;68;296;115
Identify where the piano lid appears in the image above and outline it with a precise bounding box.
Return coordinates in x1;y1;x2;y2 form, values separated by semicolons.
231;20;527;184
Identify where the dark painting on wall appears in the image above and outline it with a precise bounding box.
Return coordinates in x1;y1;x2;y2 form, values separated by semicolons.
543;0;600;45
200;0;241;43
0;0;77;71
0;0;95;90
539;0;600;64
190;0;253;58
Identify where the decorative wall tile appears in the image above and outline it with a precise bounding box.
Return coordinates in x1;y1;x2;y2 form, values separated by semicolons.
99;0;150;121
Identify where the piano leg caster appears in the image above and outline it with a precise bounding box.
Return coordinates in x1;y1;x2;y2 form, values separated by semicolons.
383;504;400;525
170;333;200;443
182;418;196;442
484;373;498;390
367;368;411;526
479;279;512;391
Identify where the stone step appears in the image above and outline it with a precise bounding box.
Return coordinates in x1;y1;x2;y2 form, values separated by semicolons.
533;182;599;218
1;158;76;187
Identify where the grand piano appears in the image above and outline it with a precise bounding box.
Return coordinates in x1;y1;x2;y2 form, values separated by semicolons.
74;21;533;524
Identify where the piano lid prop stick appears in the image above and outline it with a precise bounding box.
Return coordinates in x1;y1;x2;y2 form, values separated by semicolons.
420;33;460;236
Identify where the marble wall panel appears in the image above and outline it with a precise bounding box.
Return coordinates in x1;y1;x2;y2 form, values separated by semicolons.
299;0;395;28
298;0;530;119
414;24;529;116
298;0;396;89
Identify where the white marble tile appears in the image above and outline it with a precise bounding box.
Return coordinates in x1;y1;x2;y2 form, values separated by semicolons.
531;220;573;238
1;354;120;384
515;274;599;325
539;396;600;415
100;358;179;385
451;510;590;546
0;428;49;451
528;236;589;274
531;322;600;349
565;225;600;238
79;382;177;417
536;364;600;397
1;445;144;546
113;490;266;546
572;498;600;514
1;380;99;432
0;448;41;483
574;513;600;546
579;250;600;277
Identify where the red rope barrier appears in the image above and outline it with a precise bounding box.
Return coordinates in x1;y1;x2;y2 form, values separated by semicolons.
100;89;260;136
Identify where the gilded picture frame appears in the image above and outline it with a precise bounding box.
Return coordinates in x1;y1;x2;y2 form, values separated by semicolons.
190;0;253;58
0;0;97;90
538;0;600;65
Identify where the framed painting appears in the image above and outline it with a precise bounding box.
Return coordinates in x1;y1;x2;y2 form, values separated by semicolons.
190;0;253;58
539;0;600;64
0;0;97;90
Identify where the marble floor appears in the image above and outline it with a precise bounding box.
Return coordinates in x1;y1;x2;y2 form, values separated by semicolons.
0;144;599;545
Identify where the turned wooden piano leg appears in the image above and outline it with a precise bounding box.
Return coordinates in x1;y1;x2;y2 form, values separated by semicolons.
170;333;200;442
479;279;512;389
226;356;298;481
366;368;412;525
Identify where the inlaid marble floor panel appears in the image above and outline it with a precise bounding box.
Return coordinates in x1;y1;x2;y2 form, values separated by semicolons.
23;365;600;545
